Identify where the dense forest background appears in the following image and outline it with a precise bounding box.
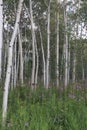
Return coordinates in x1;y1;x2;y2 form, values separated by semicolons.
0;0;87;129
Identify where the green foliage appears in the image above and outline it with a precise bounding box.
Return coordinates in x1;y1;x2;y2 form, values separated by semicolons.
0;86;87;129
80;0;87;22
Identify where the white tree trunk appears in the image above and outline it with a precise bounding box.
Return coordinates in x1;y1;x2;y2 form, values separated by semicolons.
0;0;3;81
56;0;60;87
39;26;46;86
30;0;36;89
11;38;17;89
63;0;69;87
3;24;10;79
16;50;20;83
18;28;24;85
14;39;17;87
46;0;51;89
35;35;39;88
2;0;24;125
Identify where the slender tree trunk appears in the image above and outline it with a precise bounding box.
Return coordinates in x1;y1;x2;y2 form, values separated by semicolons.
14;39;17;87
39;26;46;86
72;26;76;83
16;49;20;83
56;0;60;87
35;35;39;88
30;0;36;89
46;0;51;89
2;0;24;125
3;45;7;80
61;42;66;82
0;0;3;81
72;0;80;83
11;38;17;89
63;0;69;87
18;28;24;85
3;24;10;80
68;40;70;83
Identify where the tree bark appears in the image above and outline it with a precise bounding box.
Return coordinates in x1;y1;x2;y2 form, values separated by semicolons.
2;0;24;125
0;0;3;81
30;0;36;89
46;0;51;89
56;0;60;87
35;35;39;88
39;26;46;86
18;28;24;85
63;0;69;87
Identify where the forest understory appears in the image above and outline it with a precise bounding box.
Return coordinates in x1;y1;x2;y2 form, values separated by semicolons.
0;82;87;130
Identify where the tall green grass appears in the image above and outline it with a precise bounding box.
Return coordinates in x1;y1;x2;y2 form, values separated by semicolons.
0;85;87;130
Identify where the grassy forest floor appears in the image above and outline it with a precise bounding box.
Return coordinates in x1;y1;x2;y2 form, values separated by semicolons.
0;83;87;130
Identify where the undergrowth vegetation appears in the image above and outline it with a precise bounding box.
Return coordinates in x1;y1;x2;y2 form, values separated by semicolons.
0;85;87;130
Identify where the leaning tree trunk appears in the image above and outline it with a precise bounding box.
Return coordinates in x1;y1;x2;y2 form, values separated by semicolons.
30;0;36;89
0;0;3;82
46;0;51;89
2;0;24;125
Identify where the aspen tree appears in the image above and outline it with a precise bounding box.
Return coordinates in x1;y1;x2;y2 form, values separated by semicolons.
56;0;60;87
46;0;51;89
18;28;24;85
39;26;46;86
14;39;17;87
35;35;39;88
63;0;69;87
2;0;24;125
30;0;36;89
